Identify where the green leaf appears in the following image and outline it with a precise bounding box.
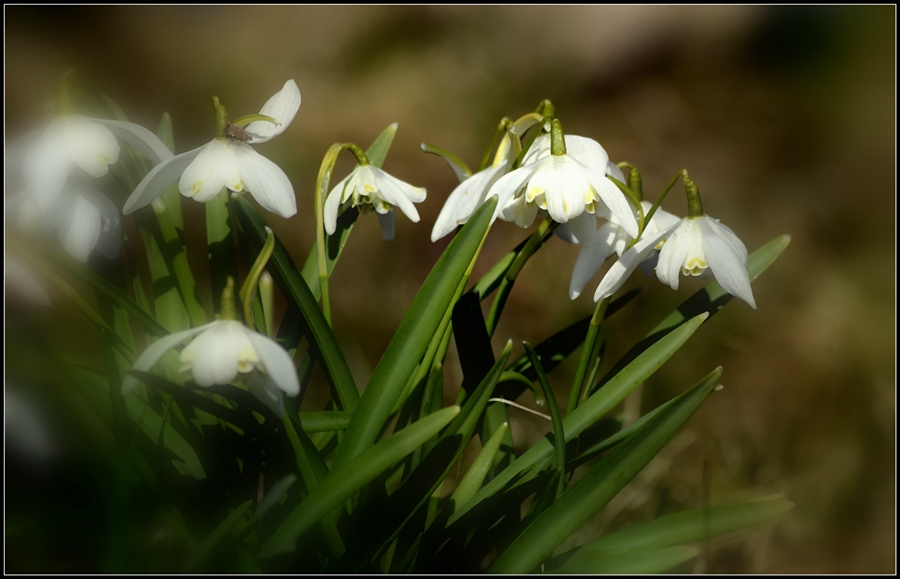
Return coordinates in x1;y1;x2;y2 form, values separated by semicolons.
206;190;235;313
298;411;352;433
184;500;253;572
554;545;700;574
233;196;359;413
301;123;398;299
524;342;566;500
259;405;461;558
490;367;721;573
448;312;709;526
155;111;184;230
449;422;508;515
44;250;169;337
331;198;496;470
573;495;793;557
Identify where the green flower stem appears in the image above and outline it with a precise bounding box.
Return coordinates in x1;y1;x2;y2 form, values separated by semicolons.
644;170;683;229
314;142;372;325
220;277;237;320
485;216;556;337
524;342;566;499
212;96;228;138
536;98;555;118
239;225;275;326
57;69;77;115
231;113;277;127
549;118;567;156
607;175;646;238
616;161;643;201
566;297;610;416
151;198;207;327
478;117;512;172
683;170;703;217
512;116;548;170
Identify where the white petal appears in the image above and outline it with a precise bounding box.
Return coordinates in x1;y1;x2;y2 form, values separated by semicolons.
700;218;756;309
66;116;120;177
565;211;598;245
59;194;102;263
123;146;204;214
81;189;122;260
591;175;639;238
655;219;694;290
6;257;51;306
122;324;212;394
432;165;501;242
569;233;616;300
594;226;675;302
377;211;396;241
376;169;420;224
246;374;286;417
324;174;349;235
244;80;302;143
235;145;297;218
564;135;609;169
179;140;234;203
92;118;174;164
187;322;248;387
486;164;537;223
606;162;626;184
553;223;579;244
22;134;69;211
245;330;300;396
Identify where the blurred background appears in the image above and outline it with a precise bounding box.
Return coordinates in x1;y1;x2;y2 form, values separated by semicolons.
5;6;895;573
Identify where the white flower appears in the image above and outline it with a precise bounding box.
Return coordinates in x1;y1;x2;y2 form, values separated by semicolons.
430;137;515;242
20;114;173;211
122;320;300;416
8;186;121;264
486;134;638;237
324;164;426;241
122;80;301;218
568;200;681;299
593;214;756;309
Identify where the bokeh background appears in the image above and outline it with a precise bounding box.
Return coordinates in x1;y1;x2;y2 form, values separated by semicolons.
5;5;895;573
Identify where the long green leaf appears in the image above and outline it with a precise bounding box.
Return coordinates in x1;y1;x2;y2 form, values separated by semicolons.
259;405;461;558
331;198;496;470
554;545;700;574
184;500;253;571
490;367;721;573
233;196;359;412
449;422;508;514
206;189;235;312
448;312;709;526
564;495;793;558
155;112;184;230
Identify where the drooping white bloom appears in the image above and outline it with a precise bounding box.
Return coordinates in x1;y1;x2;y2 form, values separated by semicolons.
122;320;300;416
430;136;515;242
123;80;301;218
486;134;638;237
593;214;756;309
568;200;681;299
8;186;121;264
20;114;173;211
324;164;426;241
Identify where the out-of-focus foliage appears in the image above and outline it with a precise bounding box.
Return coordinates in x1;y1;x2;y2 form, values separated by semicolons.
5;6;894;573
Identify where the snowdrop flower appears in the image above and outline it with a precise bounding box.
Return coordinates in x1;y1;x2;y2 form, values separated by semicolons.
8;186;121;263
20;114;173;211
324;164;426;241
487;124;638;238
123;80;301;218
593;174;755;309
431;135;515;242
653;214;756;308
122;319;300;416
568;200;681;299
